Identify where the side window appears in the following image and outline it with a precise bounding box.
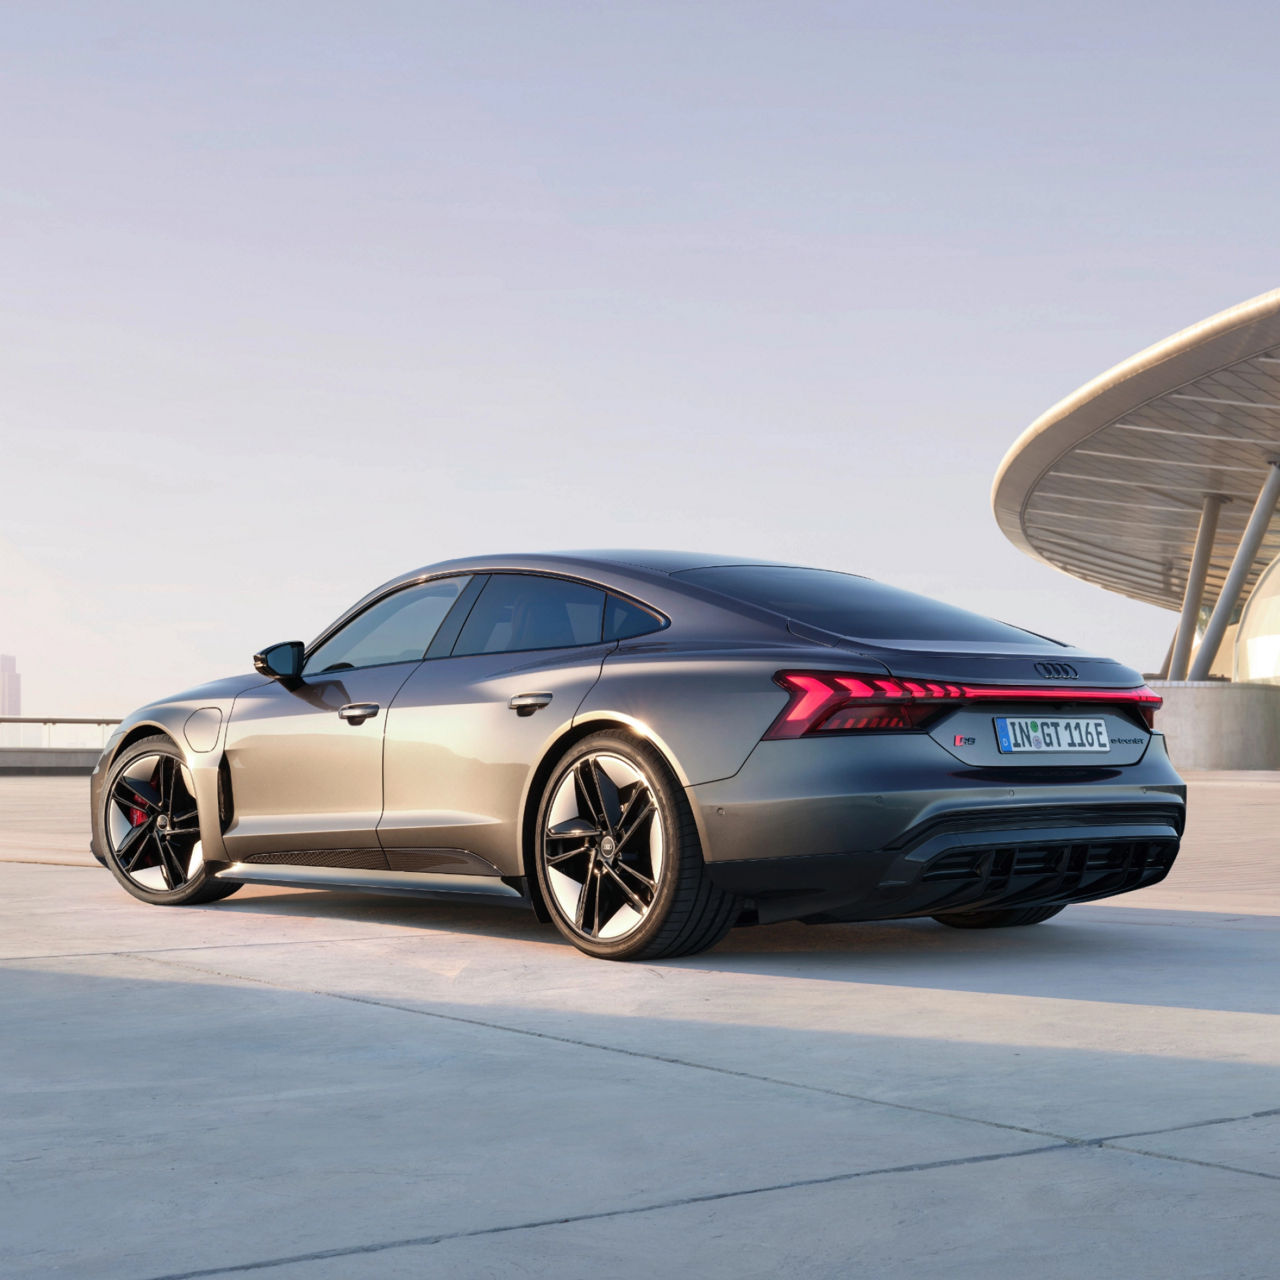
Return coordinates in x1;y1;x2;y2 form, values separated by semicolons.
453;574;605;656
304;576;471;674
605;595;666;641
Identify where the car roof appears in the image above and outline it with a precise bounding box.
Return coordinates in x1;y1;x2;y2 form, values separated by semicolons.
406;549;797;577
319;550;805;648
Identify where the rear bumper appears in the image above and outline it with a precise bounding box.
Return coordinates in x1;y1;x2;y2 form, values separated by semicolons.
689;732;1185;923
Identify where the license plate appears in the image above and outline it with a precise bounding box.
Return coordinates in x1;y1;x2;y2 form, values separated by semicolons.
995;716;1110;754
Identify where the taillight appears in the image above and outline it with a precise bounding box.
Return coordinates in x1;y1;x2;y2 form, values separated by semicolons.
764;672;1163;739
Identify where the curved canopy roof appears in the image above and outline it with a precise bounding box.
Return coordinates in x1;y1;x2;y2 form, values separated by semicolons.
993;288;1280;611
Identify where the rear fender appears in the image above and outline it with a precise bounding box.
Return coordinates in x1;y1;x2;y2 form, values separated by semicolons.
577;644;892;787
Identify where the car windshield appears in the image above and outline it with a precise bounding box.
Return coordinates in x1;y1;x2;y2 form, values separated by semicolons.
675;565;1048;645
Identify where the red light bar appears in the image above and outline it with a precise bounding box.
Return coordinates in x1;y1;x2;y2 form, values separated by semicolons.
954;685;1163;704
764;672;1162;739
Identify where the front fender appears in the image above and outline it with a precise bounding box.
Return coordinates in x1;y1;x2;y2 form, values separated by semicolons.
90;673;265;865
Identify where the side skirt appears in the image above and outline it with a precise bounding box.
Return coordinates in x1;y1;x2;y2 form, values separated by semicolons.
215;863;531;908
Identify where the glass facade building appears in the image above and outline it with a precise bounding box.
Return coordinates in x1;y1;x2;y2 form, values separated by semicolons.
1235;553;1280;685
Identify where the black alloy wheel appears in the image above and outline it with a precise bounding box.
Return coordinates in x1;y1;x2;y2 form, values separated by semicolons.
534;732;740;960
96;735;241;905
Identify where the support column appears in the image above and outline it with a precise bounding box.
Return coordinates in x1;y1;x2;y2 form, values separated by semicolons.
1188;463;1280;681
1155;630;1175;680
1168;494;1223;680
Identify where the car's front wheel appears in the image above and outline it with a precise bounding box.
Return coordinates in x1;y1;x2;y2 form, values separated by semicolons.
534;733;740;960
95;735;241;906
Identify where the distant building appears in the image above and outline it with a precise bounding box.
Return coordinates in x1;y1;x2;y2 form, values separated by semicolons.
993;287;1280;767
0;655;18;716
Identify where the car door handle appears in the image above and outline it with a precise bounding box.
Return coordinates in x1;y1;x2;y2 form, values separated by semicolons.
508;692;553;716
338;703;380;725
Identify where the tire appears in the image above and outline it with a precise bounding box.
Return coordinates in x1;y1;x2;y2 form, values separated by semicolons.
932;904;1065;929
95;734;242;907
533;732;741;961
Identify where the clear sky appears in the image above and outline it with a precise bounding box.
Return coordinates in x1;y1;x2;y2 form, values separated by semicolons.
4;1;1279;715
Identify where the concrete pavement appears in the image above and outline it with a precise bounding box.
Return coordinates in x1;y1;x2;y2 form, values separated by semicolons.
1;776;1277;1278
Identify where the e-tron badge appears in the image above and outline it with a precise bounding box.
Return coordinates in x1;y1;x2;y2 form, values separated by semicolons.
1034;661;1078;680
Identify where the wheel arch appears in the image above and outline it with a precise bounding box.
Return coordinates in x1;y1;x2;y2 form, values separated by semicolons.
96;721;233;864
111;721;182;764
92;723;190;869
516;712;709;920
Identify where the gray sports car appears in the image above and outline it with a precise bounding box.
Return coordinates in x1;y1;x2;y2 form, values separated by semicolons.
90;551;1184;960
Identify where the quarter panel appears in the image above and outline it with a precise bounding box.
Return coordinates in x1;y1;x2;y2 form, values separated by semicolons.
579;644;892;787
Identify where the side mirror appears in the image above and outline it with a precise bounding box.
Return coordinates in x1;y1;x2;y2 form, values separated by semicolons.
253;641;305;682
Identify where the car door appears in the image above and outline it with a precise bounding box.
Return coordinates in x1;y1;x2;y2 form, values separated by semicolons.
220;575;474;863
380;573;615;877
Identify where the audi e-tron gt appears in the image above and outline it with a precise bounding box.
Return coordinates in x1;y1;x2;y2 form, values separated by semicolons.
90;551;1184;960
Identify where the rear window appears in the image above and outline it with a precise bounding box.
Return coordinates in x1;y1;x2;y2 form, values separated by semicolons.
605;595;666;641
675;565;1047;645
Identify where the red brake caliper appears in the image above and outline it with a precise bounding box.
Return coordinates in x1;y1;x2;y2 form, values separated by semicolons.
131;763;162;828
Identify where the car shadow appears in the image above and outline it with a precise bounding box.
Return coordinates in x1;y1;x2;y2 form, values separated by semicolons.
210;886;1280;1017
216;886;551;938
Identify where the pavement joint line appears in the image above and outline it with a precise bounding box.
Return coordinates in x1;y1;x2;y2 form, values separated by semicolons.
135;1142;1074;1280
1059;912;1279;928
1095;1141;1280;1182
0;857;101;867
1094;1105;1280;1143
0;933;445;962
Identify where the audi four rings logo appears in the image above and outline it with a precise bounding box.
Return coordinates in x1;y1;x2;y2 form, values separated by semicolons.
1035;661;1079;680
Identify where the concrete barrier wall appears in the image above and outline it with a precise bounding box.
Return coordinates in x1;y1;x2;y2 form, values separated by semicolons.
0;748;101;776
1149;680;1280;771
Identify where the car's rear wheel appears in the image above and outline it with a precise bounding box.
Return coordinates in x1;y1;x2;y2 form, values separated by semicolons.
96;735;241;906
932;904;1065;929
534;733;740;960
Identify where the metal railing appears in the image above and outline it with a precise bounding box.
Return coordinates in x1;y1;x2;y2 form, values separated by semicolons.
0;716;122;749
